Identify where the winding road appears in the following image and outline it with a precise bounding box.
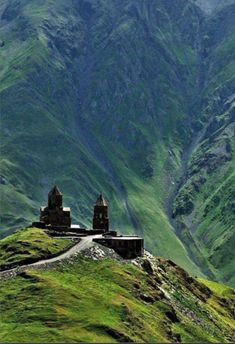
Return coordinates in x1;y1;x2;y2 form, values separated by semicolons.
0;234;102;277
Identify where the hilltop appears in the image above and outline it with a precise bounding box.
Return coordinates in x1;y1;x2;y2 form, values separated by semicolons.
0;227;234;343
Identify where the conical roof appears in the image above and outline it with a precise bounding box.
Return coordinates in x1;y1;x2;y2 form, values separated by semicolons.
48;185;62;196
95;194;108;206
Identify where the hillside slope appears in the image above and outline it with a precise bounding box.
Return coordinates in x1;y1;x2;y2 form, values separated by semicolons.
0;0;234;283
0;227;73;270
0;229;234;343
1;258;234;343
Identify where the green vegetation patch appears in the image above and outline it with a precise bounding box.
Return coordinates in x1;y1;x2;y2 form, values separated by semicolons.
0;255;234;343
0;257;169;343
0;227;72;270
198;278;235;298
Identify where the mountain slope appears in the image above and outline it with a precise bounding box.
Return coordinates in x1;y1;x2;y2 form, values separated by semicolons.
172;1;235;286
0;229;234;343
0;0;234;284
195;0;235;13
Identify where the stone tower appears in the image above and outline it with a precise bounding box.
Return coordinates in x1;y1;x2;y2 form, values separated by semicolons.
40;185;71;227
93;194;109;231
48;185;63;208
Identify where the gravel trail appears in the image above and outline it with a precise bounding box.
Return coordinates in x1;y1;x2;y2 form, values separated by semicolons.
0;234;102;277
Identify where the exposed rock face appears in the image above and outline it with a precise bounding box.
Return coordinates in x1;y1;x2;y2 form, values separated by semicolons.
82;243;122;261
141;258;154;275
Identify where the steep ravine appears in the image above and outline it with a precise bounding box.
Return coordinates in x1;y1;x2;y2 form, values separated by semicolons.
168;0;235;284
166;117;215;278
164;13;216;278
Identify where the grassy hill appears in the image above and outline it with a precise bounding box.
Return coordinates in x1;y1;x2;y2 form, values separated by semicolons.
0;229;234;342
0;227;72;270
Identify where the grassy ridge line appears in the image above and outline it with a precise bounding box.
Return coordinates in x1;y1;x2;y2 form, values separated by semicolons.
0;227;73;270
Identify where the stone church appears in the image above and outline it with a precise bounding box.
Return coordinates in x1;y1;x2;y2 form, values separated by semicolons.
32;186;144;258
40;186;71;227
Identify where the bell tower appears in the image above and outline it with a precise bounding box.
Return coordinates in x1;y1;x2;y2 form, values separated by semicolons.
93;194;109;232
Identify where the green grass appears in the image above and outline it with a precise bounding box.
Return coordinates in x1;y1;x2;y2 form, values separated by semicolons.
0;258;169;342
198;278;235;297
0;227;72;270
0;0;234;289
0;255;234;343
